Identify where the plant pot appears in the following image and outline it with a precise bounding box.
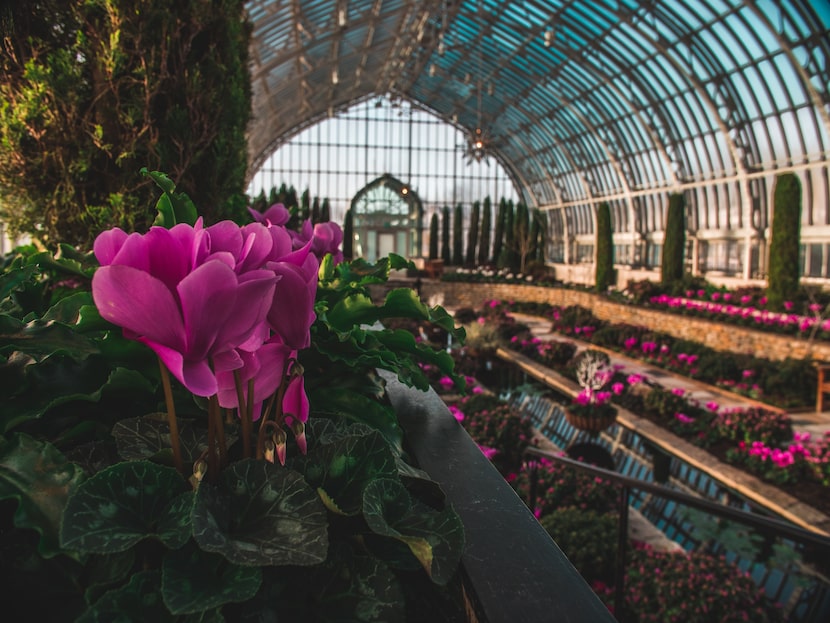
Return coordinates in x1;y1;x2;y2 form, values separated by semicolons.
564;407;617;434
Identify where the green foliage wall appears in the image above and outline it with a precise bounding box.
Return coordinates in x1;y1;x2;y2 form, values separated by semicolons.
768;173;802;311
428;213;439;260
466;201;480;266
661;192;686;285
0;0;252;247
595;202;613;293
478;197;492;265
452;204;464;266
441;206;451;264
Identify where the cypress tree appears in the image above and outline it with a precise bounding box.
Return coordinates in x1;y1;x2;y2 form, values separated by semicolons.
595;202;614;293
535;210;548;262
478;196;492;266
493;197;506;263
311;197;321;224
767;173;802;311
429;213;439;260
268;186;279;206
466;201;480;266
661;192;686;285
301;189;311;220
321;198;331;223
342;208;354;261
252;189;268;213
452;204;464;266
441;206;451;264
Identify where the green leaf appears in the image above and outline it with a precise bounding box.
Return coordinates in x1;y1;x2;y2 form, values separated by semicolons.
0;265;39;302
1;363;153;434
363;478;465;585
143;168;198;228
112;414;208;464
60;460;191;553
0;313;100;360
310;387;402;452
161;541;261;614
191;459;328;566
78;570;175;623
0;433;85;557
83;551;137;604
299;542;406;623
290;428;398;516
235;544;405;623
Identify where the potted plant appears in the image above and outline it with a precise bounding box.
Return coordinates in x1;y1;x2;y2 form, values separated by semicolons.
0;172;470;621
564;351;618;433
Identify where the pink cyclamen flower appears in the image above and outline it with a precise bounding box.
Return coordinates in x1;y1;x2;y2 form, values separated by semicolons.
310;221;345;265
783;301;794;310
248;202;290;227
92;224;278;397
671;388;685;397
706;401;720;412
439;376;455;389
627;373;644;385
449;405;465;422
612;382;625;395
675;413;695;424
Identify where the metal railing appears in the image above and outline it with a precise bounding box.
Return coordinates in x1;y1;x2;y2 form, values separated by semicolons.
524;446;830;623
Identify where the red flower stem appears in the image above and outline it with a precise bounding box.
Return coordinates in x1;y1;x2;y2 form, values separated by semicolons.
232;370;251;458
256;391;278;460
245;379;255;458
214;401;228;468
158;358;184;475
207;395;218;480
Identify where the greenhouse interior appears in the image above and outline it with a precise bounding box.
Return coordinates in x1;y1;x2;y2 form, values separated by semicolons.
2;1;830;622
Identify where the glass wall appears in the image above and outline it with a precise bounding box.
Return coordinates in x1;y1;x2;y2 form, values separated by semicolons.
248;96;519;258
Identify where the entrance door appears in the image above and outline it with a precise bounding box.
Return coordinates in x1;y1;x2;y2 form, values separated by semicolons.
378;233;396;259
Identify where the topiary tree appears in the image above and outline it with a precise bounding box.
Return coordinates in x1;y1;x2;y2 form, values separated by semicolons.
661;192;686;285
441;206;451;264
767;173;802;311
320;198;331;223
428;212;439;260
342;207;354;261
595;202;614;293
452;204;464;266
0;0;252;247
466;201;480;266
478;196;492;266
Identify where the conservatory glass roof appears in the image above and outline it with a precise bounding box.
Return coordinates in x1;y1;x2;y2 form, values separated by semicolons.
245;0;830;208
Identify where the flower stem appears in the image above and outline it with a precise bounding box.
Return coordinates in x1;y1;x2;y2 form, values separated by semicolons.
158;358;184;475
233;370;252;458
207;395;218;480
255;358;289;459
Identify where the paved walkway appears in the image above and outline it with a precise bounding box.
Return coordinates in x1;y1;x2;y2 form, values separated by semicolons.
508;311;830;439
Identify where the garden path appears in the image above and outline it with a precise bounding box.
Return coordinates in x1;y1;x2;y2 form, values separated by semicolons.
508;312;830;440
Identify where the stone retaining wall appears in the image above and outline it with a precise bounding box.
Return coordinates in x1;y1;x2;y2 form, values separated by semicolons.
415;280;830;363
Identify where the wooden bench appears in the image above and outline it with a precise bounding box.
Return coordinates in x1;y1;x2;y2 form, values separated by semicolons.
424;258;444;279
816;363;830;412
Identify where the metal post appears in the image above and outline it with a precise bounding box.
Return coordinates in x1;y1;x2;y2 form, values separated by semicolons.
614;484;630;623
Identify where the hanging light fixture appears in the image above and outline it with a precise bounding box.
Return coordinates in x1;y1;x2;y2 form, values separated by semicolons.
464;0;491;165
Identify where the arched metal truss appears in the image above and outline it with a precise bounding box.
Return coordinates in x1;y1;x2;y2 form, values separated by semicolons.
245;0;830;280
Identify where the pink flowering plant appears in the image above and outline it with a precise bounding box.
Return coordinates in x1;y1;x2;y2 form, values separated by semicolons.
0;172;467;620
597;544;783;623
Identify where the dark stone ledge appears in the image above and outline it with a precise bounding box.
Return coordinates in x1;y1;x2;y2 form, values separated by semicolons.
382;371;616;623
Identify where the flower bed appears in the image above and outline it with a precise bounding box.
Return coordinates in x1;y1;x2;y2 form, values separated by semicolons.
442;385;784;623
459;300;830;514
497;299;816;409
